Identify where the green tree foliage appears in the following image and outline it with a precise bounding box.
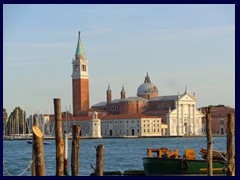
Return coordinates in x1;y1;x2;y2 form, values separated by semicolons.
3;108;8;136
208;104;225;108
6;107;26;135
62;111;72;116
216;104;225;107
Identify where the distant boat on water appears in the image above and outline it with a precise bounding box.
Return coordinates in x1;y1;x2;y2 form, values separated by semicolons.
26;140;51;145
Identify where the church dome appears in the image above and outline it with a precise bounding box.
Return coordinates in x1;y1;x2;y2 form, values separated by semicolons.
137;73;158;99
137;83;158;95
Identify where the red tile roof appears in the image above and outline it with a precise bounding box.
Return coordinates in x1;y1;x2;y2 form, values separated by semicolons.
102;114;160;120
49;113;160;122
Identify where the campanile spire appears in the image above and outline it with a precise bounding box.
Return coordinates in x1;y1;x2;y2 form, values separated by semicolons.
75;31;85;59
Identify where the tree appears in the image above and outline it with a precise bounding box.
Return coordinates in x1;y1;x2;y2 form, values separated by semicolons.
3;108;8;136
62;111;73;116
7;107;26;135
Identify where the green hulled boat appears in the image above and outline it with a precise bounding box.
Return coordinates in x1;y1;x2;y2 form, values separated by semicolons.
143;148;226;176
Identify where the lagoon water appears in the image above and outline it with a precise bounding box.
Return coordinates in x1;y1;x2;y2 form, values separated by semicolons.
3;137;227;176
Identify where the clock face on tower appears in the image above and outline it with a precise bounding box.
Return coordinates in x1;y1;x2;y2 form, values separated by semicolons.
74;64;79;72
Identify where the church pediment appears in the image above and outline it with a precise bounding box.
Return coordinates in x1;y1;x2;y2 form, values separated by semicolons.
179;93;196;101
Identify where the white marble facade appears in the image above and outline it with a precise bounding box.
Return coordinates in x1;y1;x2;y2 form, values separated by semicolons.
166;92;204;136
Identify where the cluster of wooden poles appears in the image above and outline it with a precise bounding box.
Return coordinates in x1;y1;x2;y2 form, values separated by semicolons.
206;106;235;176
31;98;104;176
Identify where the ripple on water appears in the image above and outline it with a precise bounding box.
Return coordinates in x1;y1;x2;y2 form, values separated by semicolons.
3;137;228;176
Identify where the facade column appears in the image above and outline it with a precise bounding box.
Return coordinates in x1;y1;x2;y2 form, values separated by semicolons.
181;104;184;135
177;102;179;136
193;105;195;134
188;105;190;135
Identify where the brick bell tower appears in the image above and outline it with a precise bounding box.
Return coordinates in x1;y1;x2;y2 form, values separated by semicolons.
72;31;89;116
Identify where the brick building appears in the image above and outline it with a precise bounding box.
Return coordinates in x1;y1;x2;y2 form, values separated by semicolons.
92;74;204;136
200;106;235;135
70;32;204;137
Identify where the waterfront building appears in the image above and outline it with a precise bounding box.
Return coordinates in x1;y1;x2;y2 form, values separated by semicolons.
100;114;166;137
92;76;204;136
49;112;166;138
200;106;235;135
68;32;204;137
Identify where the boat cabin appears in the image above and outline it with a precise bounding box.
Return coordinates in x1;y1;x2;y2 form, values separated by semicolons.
147;148;195;160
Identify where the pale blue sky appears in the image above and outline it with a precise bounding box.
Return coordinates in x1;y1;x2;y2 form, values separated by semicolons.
3;4;235;115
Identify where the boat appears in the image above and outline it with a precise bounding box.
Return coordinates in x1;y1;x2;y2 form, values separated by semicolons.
143;147;226;176
26;140;51;145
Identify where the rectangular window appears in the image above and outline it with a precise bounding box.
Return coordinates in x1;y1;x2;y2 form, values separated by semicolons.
82;65;86;71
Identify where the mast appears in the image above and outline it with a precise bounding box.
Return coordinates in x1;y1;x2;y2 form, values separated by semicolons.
65;106;67;133
17;109;19;136
9;116;11;136
32;111;34;133
26;115;31;135
23;110;25;135
11;116;13;135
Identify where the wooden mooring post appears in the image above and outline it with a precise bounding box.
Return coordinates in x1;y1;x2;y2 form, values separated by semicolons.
206;106;213;176
32;125;46;176
31;115;40;176
95;144;104;176
227;113;235;176
71;125;80;176
64;132;69;176
54;98;64;176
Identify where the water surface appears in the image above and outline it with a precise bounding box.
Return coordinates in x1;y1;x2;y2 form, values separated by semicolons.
3;137;227;176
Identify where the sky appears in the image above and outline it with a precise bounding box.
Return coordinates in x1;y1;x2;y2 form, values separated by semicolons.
3;4;235;115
